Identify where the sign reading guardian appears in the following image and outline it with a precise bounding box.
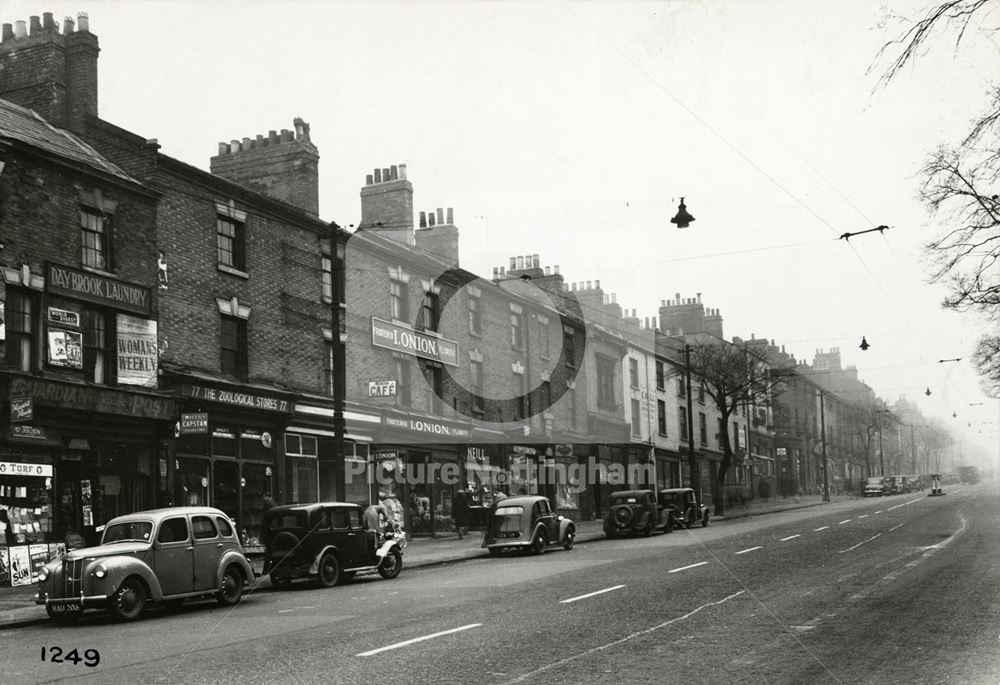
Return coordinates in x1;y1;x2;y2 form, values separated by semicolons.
370;317;458;366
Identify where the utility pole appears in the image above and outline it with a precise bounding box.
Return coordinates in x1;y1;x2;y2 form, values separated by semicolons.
819;390;829;502
685;344;700;505
330;222;347;502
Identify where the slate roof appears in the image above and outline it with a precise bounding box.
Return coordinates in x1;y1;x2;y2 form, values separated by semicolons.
0;99;138;184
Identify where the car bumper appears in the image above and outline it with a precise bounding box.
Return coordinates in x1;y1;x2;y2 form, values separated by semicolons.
35;591;109;611
483;541;531;550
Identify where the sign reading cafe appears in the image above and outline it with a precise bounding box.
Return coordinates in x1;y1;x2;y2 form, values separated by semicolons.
370;317;458;366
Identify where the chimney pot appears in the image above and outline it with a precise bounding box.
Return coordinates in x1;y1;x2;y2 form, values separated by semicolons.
428;213;436;227
242;137;251;149
390;165;398;180
61;16;73;33
544;266;550;275
256;134;264;145
533;254;540;267
382;167;390;181
419;211;427;228
43;13;55;30
604;294;610;304
374;168;382;183
217;142;228;155
29;16;41;35
76;12;89;31
595;279;600;289
509;257;516;270
612;293;617;303
517;256;525;270
447;207;454;224
365;174;373;185
436;208;444;225
500;266;505;275
399;163;407;180
229;140;240;154
554;265;559;275
572;283;577;291
268;130;278;144
2;24;13;41
586;281;592;290
13;21;26;38
493;267;499;277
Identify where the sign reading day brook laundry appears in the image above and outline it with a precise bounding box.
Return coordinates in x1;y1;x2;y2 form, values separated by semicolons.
46;263;152;316
370;317;458;366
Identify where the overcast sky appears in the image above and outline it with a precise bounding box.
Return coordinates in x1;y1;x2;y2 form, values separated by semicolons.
7;0;999;456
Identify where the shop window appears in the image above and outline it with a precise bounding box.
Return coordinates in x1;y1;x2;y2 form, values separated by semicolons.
82;309;112;384
211;427;237;457
220;315;247;380
285;433;318;503
217;213;246;272
81;206;112;271
6;289;37;372
175;457;209;506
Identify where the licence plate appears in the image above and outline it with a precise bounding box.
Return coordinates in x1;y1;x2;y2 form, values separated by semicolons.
498;531;519;538
49;603;81;614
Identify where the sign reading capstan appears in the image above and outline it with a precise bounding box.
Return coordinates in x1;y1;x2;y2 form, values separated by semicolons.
370;317;458;366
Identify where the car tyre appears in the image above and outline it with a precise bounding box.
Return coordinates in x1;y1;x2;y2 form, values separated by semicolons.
532;531;547;555
317;552;340;588
377;548;402;579
643;520;654;537
217;565;244;606
108;576;147;623
563;529;575;550
702;512;710;527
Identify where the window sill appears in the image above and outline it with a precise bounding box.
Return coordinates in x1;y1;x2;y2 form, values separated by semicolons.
218;264;249;279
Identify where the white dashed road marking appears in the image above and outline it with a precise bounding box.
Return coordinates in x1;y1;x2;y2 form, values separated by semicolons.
838;519;851;525
669;561;710;574
813;526;829;532
560;585;626;604
780;534;801;542
840;533;881;553
736;546;762;555
357;624;482;656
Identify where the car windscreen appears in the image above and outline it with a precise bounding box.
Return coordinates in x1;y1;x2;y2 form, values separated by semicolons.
266;512;307;531
493;506;524;517
102;520;153;544
612;496;639;504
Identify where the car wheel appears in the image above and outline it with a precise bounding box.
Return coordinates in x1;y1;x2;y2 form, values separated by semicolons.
108;577;147;622
377;548;402;579
217;565;244;606
664;515;675;533
563;529;575;550
643;520;654;537
532;531;547;555
45;605;80;624
317;552;340;588
702;512;710;527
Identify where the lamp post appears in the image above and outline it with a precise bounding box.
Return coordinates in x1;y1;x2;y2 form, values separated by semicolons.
876;409;891;477
819;389;829;502
330;221;347;502
685;343;700;505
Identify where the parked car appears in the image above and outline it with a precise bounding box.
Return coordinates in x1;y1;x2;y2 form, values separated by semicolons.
657;488;710;529
263;502;405;588
864;477;889;497
604;489;669;538
35;506;252;623
482;495;576;555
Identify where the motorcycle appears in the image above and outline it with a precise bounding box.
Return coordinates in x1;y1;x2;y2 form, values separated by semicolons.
375;519;407;580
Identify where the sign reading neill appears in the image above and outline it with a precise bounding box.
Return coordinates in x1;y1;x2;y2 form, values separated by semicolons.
370;317;458;366
46;262;152;316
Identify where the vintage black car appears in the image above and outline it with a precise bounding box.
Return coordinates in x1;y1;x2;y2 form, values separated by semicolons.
263;502;405;588
604;489;669;538
482;495;576;555
657;488;710;529
864;477;889;497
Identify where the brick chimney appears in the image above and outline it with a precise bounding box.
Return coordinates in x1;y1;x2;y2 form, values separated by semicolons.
0;12;99;133
210;118;320;217
415;207;459;266
359;163;414;246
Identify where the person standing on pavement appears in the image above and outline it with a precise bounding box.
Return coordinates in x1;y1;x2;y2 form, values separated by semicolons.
0;508;15;547
452;489;469;539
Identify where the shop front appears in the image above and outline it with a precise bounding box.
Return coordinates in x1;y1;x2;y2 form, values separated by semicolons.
165;380;295;551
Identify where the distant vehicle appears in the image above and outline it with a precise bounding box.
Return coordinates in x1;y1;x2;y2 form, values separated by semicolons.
263;502;405;588
957;466;980;484
864;477;889;497
35;506;252;623
482;495;576;555
604;489;670;538
657;488;710;529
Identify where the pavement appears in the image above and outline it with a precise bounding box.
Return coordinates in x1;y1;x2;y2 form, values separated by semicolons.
0;493;854;629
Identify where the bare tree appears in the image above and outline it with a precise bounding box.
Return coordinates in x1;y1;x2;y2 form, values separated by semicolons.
685;338;791;516
873;2;1000;386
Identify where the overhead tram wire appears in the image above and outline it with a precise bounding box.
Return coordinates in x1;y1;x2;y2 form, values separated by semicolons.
556;2;939;363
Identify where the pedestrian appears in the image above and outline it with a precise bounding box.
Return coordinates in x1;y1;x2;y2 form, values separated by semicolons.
0;508;15;547
452;489;469;539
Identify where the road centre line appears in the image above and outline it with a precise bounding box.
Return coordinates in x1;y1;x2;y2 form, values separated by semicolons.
859;514;869;519
840;533;881;553
889;523;904;532
780;534;801;541
888;499;919;511
356;624;482;656
736;546;762;555
669;561;710;574
838;519;851;525
560;585;626;604
813;526;829;531
874;510;882;514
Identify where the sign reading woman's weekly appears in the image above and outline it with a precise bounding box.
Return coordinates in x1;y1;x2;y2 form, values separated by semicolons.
116;314;158;387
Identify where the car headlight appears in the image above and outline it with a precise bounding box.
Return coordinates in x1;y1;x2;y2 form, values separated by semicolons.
92;565;107;579
34;568;49;583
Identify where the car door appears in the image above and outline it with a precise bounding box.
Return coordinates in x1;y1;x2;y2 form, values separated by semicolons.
155;515;194;596
536;498;558;544
191;515;222;592
329;507;366;567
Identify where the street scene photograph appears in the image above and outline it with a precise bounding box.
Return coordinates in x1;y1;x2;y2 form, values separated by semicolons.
0;0;998;683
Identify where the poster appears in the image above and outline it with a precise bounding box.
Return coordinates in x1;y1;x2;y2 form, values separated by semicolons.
47;329;83;369
9;545;31;587
28;544;49;577
116;314;158;387
0;546;9;587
